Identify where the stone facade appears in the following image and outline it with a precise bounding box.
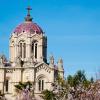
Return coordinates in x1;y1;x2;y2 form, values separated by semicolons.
0;7;64;95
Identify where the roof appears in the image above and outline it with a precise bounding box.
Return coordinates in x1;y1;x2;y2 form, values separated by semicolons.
13;22;43;35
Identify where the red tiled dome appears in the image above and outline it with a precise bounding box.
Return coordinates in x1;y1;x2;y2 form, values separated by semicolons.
14;22;43;35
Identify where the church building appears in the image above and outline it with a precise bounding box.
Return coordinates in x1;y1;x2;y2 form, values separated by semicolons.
0;7;64;95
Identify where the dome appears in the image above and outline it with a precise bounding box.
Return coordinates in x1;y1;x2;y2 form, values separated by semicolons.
13;6;43;35
14;22;43;35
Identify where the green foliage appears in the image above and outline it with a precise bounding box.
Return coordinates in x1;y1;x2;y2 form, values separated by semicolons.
83;80;91;88
56;74;62;85
25;81;32;90
67;75;74;87
15;81;32;91
41;90;56;100
67;70;92;88
15;84;22;90
15;82;26;90
77;70;86;82
56;74;66;88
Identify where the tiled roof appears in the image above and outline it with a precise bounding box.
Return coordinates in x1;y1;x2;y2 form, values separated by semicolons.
14;22;43;34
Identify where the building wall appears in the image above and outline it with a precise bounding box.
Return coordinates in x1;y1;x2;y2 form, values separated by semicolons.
23;68;34;82
0;69;4;92
1;19;64;95
10;32;47;63
35;64;54;93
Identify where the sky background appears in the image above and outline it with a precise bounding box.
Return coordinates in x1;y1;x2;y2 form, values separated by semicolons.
0;0;100;79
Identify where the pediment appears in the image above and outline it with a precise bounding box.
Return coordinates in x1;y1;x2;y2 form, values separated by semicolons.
31;33;42;40
35;62;51;73
17;33;27;38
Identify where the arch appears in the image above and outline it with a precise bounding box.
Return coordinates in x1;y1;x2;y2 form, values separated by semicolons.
36;74;49;91
36;74;49;82
31;40;38;59
18;40;26;59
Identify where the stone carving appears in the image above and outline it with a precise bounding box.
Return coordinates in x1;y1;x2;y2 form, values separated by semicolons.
0;55;7;64
30;53;34;63
16;54;21;64
15;53;25;67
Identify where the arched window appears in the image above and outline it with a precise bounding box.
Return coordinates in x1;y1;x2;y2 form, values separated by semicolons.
20;43;22;58
31;42;34;53
23;43;26;58
42;80;44;90
19;41;26;59
31;40;38;59
38;79;44;91
35;43;37;59
38;80;41;91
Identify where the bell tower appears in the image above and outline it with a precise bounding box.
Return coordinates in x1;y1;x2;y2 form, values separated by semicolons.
9;7;47;64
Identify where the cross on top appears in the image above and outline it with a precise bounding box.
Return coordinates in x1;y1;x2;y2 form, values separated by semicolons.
25;6;33;21
27;6;32;16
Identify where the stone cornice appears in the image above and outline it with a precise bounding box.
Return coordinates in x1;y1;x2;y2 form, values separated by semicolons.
0;67;35;69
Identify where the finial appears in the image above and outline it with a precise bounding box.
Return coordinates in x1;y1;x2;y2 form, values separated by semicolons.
58;58;63;71
50;55;54;65
25;6;33;22
27;6;32;16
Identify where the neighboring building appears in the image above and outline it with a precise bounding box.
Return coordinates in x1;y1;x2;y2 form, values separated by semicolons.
0;7;64;95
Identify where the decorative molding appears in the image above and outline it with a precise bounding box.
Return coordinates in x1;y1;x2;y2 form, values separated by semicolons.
36;63;51;73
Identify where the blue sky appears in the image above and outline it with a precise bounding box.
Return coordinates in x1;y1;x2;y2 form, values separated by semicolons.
0;0;100;79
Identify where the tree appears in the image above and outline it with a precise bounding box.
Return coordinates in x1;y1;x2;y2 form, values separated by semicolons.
76;70;86;83
67;70;91;89
41;90;56;100
67;75;74;87
14;81;34;100
90;77;94;83
83;80;91;89
15;81;32;90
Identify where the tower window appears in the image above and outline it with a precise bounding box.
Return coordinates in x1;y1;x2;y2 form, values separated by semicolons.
31;42;34;53
23;43;26;58
38;80;41;91
20;43;22;58
31;40;38;59
19;41;26;59
35;43;37;59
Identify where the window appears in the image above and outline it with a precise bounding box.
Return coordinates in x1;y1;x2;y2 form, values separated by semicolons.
35;43;37;59
23;43;26;58
38;80;41;91
19;41;26;59
31;40;38;59
42;80;44;90
38;79;44;91
20;43;22;58
5;79;9;92
31;42;34;53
